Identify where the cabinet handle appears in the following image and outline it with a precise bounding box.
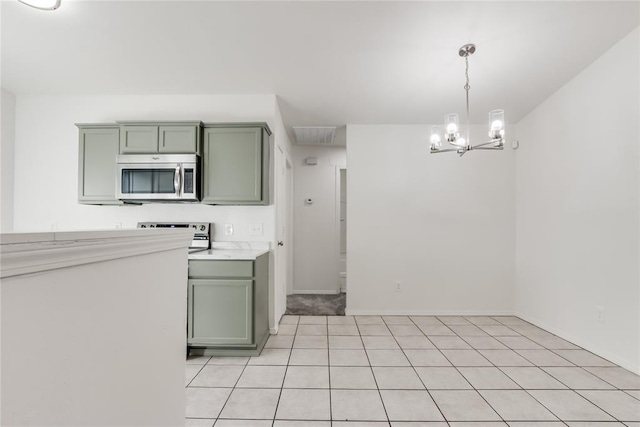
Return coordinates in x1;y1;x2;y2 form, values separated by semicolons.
277;241;284;247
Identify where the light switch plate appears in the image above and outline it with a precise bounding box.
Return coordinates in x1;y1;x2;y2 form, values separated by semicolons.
224;224;234;236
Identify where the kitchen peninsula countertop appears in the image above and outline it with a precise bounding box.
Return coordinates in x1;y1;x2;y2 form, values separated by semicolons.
188;242;270;261
188;248;269;260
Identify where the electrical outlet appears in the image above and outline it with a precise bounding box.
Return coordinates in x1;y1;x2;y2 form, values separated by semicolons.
251;223;263;236
395;281;401;292
596;306;605;323
224;224;234;236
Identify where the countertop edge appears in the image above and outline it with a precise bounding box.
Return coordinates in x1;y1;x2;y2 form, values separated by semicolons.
1;229;194;279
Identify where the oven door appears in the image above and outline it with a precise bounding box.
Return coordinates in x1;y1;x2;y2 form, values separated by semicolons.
117;155;199;201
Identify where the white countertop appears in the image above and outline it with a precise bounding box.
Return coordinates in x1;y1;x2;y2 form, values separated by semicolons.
188;248;269;261
1;228;194;278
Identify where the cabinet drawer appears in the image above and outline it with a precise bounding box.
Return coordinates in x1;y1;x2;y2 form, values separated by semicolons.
189;260;253;278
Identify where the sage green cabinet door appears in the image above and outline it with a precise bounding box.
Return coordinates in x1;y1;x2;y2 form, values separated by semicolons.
159;125;199;153
202;127;265;204
119;126;159;153
188;279;253;345
77;126;121;205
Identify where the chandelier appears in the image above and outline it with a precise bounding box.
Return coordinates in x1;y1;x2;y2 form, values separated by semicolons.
430;44;504;156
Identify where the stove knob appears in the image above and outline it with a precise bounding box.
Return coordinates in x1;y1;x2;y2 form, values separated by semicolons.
141;224;146;228
150;224;155;228
192;225;197;229
199;225;206;231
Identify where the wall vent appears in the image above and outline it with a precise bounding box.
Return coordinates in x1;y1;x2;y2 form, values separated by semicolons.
293;126;336;145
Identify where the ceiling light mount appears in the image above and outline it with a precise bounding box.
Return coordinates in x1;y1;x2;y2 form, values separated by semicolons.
17;0;61;11
430;43;504;157
458;43;476;57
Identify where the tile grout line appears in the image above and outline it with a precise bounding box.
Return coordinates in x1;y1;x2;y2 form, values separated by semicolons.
270;315;298;425
325;316;333;424
388;315;450;424
354;316;392;425
429;316;510;424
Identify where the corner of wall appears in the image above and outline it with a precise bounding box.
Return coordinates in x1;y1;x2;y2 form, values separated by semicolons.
1;87;17;233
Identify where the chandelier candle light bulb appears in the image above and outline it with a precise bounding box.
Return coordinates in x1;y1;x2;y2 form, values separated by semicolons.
430;44;505;156
444;113;460;142
489;109;505;141
430;126;442;150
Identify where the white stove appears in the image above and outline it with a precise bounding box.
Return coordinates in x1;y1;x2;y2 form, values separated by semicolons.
137;222;212;253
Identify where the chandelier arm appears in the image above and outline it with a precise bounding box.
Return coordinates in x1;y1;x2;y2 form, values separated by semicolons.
430;148;462;154
472;146;505;151
471;140;503;149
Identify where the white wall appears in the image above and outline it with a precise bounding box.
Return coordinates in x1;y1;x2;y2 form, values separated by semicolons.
346;125;515;314
12;94;277;238
292;145;346;293
12;93;288;331
1;88;16;233
515;27;640;373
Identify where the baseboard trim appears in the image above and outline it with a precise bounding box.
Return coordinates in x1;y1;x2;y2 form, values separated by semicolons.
517;313;640;375
291;289;341;295
345;309;515;316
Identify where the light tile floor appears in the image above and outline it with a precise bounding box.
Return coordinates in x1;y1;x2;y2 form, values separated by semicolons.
185;315;640;426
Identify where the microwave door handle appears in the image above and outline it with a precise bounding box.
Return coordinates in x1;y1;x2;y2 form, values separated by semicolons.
174;164;182;196
181;163;186;196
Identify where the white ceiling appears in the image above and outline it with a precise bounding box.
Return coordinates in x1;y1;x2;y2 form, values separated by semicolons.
2;0;639;141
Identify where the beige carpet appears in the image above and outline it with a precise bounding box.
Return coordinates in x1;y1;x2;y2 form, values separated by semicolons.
285;293;346;316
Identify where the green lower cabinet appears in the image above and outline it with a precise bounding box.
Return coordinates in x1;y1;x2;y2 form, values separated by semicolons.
187;253;270;356
188;279;253;345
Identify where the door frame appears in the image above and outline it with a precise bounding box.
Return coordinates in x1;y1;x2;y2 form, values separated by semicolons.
273;144;292;332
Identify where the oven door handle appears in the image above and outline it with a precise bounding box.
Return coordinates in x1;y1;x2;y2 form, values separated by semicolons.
174;164;182;196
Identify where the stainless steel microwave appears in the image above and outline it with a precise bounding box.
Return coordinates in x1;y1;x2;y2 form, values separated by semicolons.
116;154;200;202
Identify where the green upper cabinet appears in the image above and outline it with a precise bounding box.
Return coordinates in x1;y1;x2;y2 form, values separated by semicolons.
119;125;158;153
202;123;271;205
76;124;122;205
118;121;202;154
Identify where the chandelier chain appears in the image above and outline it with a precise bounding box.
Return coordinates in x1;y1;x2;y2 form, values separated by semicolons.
465;56;470;144
464;56;471;92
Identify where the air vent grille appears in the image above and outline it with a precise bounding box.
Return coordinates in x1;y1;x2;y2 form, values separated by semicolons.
293;126;336;145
